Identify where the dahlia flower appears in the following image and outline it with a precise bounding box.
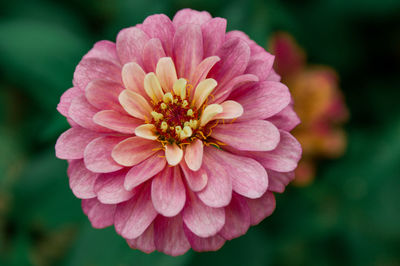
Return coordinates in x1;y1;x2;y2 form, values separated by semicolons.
56;9;301;255
269;32;348;186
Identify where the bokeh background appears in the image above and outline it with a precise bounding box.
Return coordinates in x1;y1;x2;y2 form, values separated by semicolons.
1;0;400;265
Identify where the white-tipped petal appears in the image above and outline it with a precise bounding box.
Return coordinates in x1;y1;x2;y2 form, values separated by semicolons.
214;100;244;120
135;124;158;140
119;90;152;121
165;143;183;166
144;72;164;102
173;78;187;97
200;104;223;127
193;78;218;109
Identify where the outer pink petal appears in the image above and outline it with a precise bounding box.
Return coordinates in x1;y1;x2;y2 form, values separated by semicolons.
206;148;268;199
212;74;259;104
85;79;125;113
231;81;291;121
55;127;102;160
82;40;120;66
154;214;190;256
245;52;275;81
183;190;225;238
219;195;250;240
267;104;300;131
68;95;112;132
124;152;166;190
82;198;116;229
208;38;250;89
267;68;281;82
111;137;159;167
151;167;186;217
121;62;146;96
245;191;276;226
201;18;227;57
57;87;80;117
127;223;156;254
93;110;142;134
197;148;232;207
189;56;220;93
67;160;99;199
73;58;122;91
142;14;175;56
172;8;212;27
268;170;295;193
184;139;203;171
256;131;302;172
183;225;225;252
94;170;136;204
173;24;203;79
84;136;126;173
211;120;280;151
116;27;150;65
142;38;166;73
114;183;157;239
180;160;208;192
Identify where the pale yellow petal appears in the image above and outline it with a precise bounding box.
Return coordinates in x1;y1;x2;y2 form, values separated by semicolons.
134;124;158;140
165;143;183;166
156;57;178;92
200;104;223;127
119;90;152;121
144;72;164;102
193;78;217;109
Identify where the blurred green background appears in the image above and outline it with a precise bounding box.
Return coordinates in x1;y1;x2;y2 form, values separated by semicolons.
1;0;399;265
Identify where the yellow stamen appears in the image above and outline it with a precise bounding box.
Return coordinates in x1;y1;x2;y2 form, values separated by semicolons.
163;92;173;103
151;111;164;122
160;103;167;110
175;126;182;134
184;121;190;128
180;126;193;140
187;109;194;116
182;100;188;107
161;121;168;132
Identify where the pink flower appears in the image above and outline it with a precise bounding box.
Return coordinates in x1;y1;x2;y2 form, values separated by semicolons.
55;9;302;256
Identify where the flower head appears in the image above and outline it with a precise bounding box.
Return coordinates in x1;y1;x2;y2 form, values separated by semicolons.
56;9;302;255
269;32;348;186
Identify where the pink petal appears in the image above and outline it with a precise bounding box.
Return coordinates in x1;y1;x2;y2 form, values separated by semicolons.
127;223;156;254
124;152;166;190
55;127;102;160
115;183;157;239
219;195;250;240
231;81;291;121
172;8;211;27
142;14;175;56
201;18;227;57
245;191;275;226
211;120;280;151
82;198;116;229
173;24;203;79
267;104;300;131
142;38;166;73
154;214;190;256
189;56;220;95
82;40;120;66
267;69;281;82
212;74;259;103
73;58;122;91
93;110;142;134
245;52;275;81
268;170;295;193
208;38;250;89
183;190;225;238
183;225;225;252
121;62;146;96
116;26;149;65
180;160;208;192
85;79;125;113
184;139;203;171
68;95;112;132
155;57;178;92
67;160;99;199
197;148;232;207
206;148;268;199
111;136;160;167
94;170;136;204
151;167;186;217
256;131;302;172
84;136;126;173
57;87;80;117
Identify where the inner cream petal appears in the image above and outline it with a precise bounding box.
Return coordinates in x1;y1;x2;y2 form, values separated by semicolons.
144;72;164;103
121;62;146;95
200;104;223;127
155;57;178;92
165;143;183;166
119;89;152;121
135;124;158;140
173;78;187;99
214;100;244;120
193;78;217;109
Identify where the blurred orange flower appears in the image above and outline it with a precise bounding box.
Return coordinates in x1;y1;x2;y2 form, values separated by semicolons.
269;32;349;186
